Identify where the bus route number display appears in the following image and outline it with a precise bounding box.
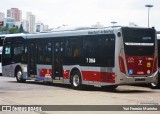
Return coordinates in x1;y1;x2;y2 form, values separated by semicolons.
86;58;96;63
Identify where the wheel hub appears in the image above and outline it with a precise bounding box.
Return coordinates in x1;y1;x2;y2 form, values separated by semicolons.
17;71;22;80
73;74;79;87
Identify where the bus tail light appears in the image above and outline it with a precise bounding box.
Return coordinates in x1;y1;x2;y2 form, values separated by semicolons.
153;56;158;73
112;73;116;83
119;56;126;74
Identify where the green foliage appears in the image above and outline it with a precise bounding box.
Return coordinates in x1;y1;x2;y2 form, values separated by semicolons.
6;23;9;30
8;27;19;34
0;24;27;34
19;24;24;33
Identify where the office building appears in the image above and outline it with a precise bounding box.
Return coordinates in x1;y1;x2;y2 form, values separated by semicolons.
44;25;49;32
26;12;36;33
7;8;22;21
4;17;15;28
35;22;44;32
0;12;5;21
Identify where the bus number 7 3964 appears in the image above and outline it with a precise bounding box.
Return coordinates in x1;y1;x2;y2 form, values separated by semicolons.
2;27;159;90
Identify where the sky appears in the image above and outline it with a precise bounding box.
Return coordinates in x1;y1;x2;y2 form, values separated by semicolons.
0;0;160;30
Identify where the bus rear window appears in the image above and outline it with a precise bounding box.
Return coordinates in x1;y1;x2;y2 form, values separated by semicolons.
122;28;155;56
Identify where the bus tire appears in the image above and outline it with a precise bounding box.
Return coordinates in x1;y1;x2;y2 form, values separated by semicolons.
71;70;83;90
150;73;160;89
16;69;26;83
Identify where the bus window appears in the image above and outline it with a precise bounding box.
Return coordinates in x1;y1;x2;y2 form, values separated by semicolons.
37;42;52;64
83;34;115;67
100;36;115;67
5;45;11;59
45;42;52;63
122;28;155;56
3;43;12;65
0;46;2;55
65;38;81;57
38;42;46;63
158;40;160;67
13;43;24;62
83;37;98;57
21;45;28;63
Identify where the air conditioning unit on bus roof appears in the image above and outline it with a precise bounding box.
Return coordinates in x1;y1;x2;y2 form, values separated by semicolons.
51;26;100;32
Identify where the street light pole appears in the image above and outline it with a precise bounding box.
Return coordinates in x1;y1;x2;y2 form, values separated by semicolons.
145;4;153;27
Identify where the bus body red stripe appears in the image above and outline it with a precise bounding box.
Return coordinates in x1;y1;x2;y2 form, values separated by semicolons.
82;71;115;83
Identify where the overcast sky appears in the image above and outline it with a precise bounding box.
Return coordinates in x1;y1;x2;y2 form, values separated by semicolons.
1;0;160;30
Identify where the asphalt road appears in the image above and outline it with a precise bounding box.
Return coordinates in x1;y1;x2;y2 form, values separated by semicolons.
0;76;160;114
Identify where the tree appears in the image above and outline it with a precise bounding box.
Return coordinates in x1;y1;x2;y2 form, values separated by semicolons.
6;23;9;30
19;24;24;33
0;27;2;32
2;26;7;31
8;27;19;34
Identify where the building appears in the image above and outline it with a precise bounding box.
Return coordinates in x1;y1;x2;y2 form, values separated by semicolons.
26;12;35;33
21;19;28;32
15;21;21;28
44;25;49;32
35;22;44;32
4;17;15;28
0;12;5;21
7;8;22;21
0;12;5;27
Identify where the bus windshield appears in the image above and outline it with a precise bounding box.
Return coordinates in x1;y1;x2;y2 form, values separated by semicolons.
122;28;155;56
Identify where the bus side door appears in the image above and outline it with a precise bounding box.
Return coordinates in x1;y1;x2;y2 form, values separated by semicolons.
52;40;64;80
28;42;37;77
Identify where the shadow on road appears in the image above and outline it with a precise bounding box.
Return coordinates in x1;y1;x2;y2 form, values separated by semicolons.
8;80;72;89
79;86;154;94
7;80;155;94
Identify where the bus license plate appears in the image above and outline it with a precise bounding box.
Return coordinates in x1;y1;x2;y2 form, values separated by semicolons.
135;78;145;81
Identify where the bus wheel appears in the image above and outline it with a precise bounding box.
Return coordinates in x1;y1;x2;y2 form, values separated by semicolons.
71;70;83;89
150;72;160;89
16;69;26;83
150;82;160;89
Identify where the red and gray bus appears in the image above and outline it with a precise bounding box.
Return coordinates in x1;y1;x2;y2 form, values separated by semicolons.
153;33;160;88
2;27;158;89
0;34;6;75
0;34;25;76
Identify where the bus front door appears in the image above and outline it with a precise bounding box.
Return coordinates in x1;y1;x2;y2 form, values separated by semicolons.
52;41;63;80
28;42;37;78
